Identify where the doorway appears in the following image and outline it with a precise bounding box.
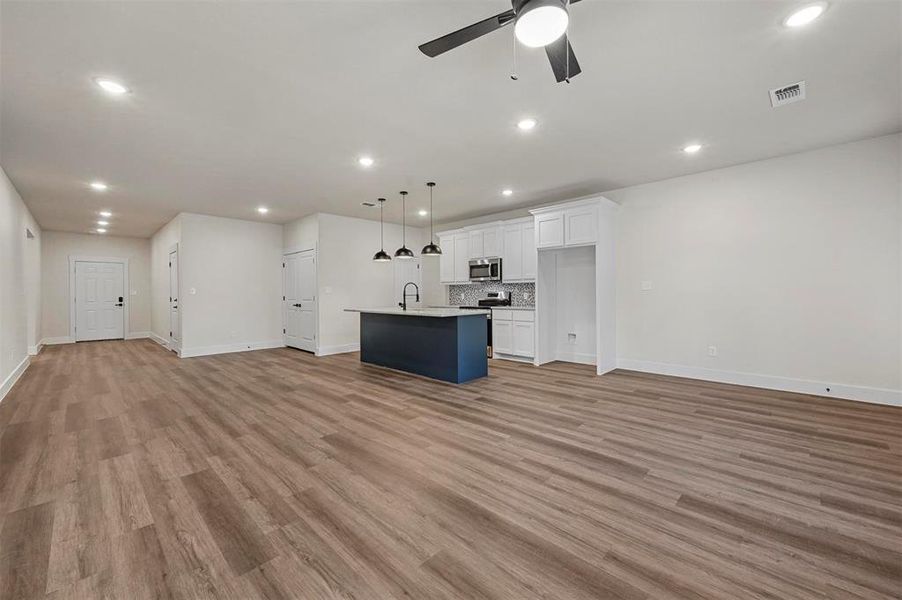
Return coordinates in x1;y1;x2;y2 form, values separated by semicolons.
69;258;128;342
169;245;180;351
283;249;317;352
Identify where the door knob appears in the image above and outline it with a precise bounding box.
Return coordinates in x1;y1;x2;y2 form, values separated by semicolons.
114;303;123;307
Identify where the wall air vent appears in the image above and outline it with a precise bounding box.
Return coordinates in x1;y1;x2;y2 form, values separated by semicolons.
769;81;806;108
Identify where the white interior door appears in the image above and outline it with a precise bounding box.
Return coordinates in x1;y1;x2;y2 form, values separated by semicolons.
393;258;421;308
169;248;180;347
284;250;316;352
75;261;124;341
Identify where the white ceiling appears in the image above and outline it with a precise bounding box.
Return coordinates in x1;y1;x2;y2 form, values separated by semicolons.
1;1;899;237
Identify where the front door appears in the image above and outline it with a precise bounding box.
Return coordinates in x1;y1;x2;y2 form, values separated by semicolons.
283;250;316;352
75;261;124;341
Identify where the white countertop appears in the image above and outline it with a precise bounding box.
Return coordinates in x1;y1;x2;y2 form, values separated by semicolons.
429;305;535;311
346;307;490;318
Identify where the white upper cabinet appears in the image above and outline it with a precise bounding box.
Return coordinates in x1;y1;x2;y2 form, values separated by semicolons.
564;206;598;247
522;222;536;280
467;225;502;259
468;230;484;259
439;234;455;283
483;227;502;258
453;233;469;283
502;219;535;282
531;200;600;250
502;224;523;280
535;211;565;248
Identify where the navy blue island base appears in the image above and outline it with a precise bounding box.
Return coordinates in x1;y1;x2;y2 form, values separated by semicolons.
359;312;488;383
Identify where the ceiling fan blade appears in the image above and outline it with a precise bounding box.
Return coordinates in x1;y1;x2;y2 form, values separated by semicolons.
545;34;582;83
419;9;516;57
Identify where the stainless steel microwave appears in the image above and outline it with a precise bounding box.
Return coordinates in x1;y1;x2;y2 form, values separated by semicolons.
469;258;502;282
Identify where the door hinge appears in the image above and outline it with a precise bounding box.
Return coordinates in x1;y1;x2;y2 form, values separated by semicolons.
283;328;286;334
169;262;171;267
282;295;285;301
282;262;285;268
169;331;172;336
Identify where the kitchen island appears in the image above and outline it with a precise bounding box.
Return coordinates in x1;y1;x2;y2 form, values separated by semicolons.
346;308;489;383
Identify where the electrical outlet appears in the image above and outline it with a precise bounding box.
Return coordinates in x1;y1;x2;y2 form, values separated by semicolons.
708;345;717;357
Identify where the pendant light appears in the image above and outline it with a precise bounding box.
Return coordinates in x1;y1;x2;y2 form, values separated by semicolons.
421;182;442;256
394;191;415;259
373;198;392;262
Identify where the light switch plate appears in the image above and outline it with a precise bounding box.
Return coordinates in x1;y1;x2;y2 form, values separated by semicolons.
641;280;653;291
189;287;197;295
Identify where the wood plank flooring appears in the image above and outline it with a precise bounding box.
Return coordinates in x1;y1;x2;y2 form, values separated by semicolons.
0;339;899;599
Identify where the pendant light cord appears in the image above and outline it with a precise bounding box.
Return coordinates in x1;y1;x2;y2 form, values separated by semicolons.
400;191;407;247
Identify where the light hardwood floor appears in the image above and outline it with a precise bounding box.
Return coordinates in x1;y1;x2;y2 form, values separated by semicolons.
0;340;899;599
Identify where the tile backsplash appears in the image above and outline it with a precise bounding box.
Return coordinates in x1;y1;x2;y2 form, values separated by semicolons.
447;282;535;307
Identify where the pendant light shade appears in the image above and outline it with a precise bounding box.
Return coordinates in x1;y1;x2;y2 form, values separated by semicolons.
373;198;392;262
395;191;415;259
421;181;442;256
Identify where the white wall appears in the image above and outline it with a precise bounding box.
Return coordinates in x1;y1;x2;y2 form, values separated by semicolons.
313;213;425;352
179;213;283;356
283;213;318;251
0;165;41;400
150;215;181;344
610;133;901;402
41;231;151;340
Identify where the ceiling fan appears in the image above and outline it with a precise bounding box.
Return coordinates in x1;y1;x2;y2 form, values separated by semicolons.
418;0;582;83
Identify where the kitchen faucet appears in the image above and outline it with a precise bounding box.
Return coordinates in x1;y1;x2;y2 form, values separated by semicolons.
399;282;420;311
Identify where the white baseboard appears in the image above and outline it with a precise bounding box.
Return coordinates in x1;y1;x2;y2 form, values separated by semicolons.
148;332;169;347
316;343;360;357
41;336;74;345
28;343;43;356
179;340;284;359
492;353;534;364
556;350;596;366
126;331;151;340
0;356;30;404
616;359;902;407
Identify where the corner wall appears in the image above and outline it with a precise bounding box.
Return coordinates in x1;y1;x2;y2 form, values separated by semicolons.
178;213;283;357
610;133;901;404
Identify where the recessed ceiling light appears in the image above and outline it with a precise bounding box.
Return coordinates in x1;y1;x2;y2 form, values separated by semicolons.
97;220;109;226
502;189;514;196
358;156;375;168
99;210;112;217
784;3;826;27
95;228;107;234
257;206;269;214
514;3;569;48
89;181;108;191
418;209;428;217
683;143;702;154
517;118;537;131
94;78;129;95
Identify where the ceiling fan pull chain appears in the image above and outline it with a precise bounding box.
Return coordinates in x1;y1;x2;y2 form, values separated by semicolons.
510;29;519;81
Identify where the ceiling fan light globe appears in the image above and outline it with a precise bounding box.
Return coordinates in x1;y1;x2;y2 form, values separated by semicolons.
515;3;569;48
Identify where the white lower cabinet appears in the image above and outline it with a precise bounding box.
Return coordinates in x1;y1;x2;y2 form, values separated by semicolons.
512;321;535;357
493;319;513;355
492;309;534;359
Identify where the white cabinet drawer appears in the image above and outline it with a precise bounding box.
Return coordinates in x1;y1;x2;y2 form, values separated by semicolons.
493;309;513;321
512;310;534;323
